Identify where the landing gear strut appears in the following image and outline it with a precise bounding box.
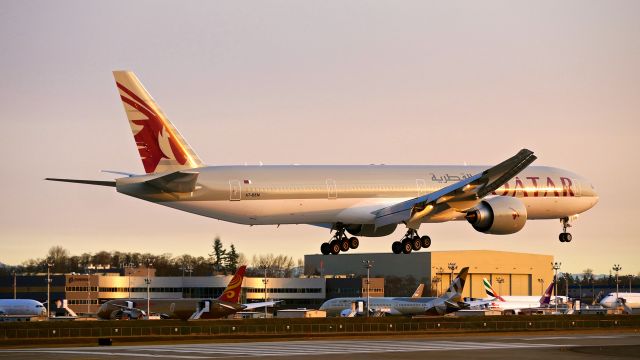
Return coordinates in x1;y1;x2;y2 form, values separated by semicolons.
559;217;572;243
392;229;431;254
320;225;359;255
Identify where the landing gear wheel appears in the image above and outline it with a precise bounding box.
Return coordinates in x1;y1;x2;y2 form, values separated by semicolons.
420;235;431;248
329;240;341;255
349;237;359;249
320;242;331;255
391;241;403;254
411;237;422;251
565;233;572;242
559;233;565;242
340;238;350;252
401;239;413;254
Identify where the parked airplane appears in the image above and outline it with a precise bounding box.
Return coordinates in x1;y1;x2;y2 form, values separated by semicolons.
47;71;599;255
320;267;469;316
96;266;277;320
600;293;640;309
0;299;47;317
467;278;557;314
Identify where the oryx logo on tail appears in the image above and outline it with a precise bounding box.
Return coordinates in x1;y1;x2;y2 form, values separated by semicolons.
113;71;203;174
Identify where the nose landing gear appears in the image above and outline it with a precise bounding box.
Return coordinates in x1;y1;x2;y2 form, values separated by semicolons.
392;229;431;254
559;217;572;243
320;225;359;255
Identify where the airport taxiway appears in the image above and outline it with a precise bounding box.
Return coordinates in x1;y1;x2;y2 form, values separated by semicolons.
0;330;638;359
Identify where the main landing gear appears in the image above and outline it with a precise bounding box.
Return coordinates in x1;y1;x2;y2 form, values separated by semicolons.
559;217;572;243
320;226;359;255
391;229;431;254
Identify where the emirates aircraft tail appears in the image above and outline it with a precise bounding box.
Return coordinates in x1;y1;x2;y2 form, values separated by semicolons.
483;278;506;301
216;266;247;303
113;71;203;174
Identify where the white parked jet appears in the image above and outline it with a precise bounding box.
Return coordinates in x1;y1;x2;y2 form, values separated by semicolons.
467;278;559;314
0;299;47;317
47;71;599;255
600;293;640;309
320;268;469;316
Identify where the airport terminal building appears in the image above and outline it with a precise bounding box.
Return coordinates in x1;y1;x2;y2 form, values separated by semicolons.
305;250;554;299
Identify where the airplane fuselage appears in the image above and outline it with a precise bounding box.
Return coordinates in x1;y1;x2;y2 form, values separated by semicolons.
117;165;598;228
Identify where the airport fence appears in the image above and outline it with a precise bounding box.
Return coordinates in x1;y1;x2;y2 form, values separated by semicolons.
1;315;639;342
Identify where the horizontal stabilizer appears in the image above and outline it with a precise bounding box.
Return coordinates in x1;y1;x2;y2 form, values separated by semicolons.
242;301;281;310
145;171;199;193
45;178;116;187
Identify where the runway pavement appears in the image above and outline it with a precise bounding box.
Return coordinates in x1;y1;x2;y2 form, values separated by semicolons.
0;331;638;359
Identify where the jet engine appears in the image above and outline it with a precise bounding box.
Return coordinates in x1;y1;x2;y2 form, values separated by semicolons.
345;223;397;237
465;197;527;235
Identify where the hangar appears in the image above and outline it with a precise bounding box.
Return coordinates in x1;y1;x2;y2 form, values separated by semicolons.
305;250;554;299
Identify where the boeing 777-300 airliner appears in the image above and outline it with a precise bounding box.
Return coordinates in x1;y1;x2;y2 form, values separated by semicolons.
47;71;599;255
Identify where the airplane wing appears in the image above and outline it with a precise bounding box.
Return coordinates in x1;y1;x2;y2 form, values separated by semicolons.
373;149;536;228
242;301;281;310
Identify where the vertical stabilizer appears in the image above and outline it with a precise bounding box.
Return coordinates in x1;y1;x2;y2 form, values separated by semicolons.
539;281;555;306
483;278;506;301
113;71;204;174
217;266;247;303
443;267;469;302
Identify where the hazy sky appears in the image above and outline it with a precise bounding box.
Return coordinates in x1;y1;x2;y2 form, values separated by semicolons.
1;1;638;274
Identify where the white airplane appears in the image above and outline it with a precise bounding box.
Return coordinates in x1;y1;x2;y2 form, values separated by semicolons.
467;278;560;314
600;293;640;309
0;299;47;317
321;268;469;316
47;71;599;255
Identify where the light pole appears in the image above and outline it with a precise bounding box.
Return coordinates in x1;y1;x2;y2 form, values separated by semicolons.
46;262;53;318
362;260;374;317
551;262;561;313
447;263;458;284
12;271;16;299
612;264;622;301
262;267;269;318
86;272;91;315
123;263;135;299
537;278;544;296
145;262;153;318
432;277;441;296
496;277;504;296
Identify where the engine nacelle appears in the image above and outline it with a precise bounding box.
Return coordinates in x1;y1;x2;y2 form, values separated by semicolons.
345;223;397;237
465;197;527;235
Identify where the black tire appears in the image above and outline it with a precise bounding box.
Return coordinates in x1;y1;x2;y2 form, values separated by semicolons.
330;240;341;255
391;241;403;254
559;233;566;242
340;238;350;252
320;242;331;255
420;235;431;248
402;239;412;254
565;233;572;242
349;237;359;249
411;237;422;251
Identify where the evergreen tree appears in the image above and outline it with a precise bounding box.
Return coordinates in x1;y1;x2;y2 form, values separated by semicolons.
225;244;239;273
209;237;227;274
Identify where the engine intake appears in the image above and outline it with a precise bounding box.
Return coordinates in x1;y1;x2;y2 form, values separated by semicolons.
465;197;527;235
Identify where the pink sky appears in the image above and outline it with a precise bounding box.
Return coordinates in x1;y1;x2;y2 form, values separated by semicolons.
0;1;638;274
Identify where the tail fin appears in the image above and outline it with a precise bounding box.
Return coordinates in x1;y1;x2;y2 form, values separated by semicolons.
443;267;469;302
539;281;555;306
216;266;247;303
113;71;204;174
483;277;506;301
411;284;425;298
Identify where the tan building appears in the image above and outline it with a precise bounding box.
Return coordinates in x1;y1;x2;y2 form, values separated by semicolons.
305;250;554;299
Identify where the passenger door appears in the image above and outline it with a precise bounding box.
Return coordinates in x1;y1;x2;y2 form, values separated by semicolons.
229;180;241;201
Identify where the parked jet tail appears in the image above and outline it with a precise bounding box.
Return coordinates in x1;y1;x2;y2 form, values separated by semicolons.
443;267;469;302
217;266;247;303
483;278;506;301
113;71;204;174
539;281;555;306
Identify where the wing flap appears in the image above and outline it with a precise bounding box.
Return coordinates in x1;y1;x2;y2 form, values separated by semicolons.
374;149;536;228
